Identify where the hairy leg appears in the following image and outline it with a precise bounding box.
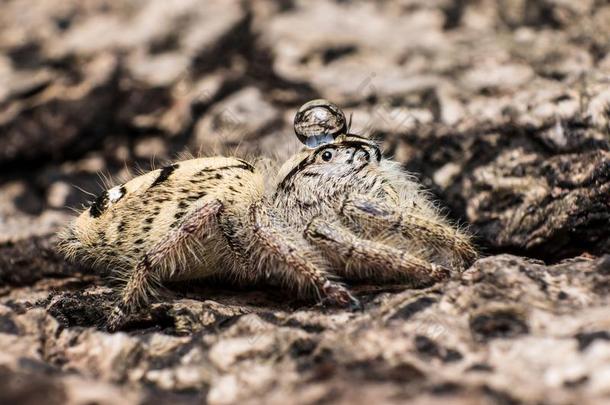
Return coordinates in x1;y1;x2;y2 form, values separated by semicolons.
248;203;361;309
305;218;450;285
106;199;224;331
341;196;478;267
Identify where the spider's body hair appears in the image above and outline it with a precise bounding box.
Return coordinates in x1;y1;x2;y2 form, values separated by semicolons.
60;157;260;285
271;134;467;272
59;134;476;331
273;136;437;224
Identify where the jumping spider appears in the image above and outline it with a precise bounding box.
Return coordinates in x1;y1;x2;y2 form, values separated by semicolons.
59;99;477;331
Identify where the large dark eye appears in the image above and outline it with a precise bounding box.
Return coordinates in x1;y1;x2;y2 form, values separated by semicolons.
321;151;333;162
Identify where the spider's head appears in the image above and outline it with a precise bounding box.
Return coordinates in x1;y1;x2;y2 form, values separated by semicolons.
275;135;383;201
280;134;381;184
273;99;385;204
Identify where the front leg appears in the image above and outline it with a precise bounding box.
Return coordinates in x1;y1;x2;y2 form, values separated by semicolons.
248;203;361;310
341;196;478;268
305;218;450;286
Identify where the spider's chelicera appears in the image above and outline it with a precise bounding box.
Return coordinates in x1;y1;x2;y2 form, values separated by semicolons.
59;99;477;331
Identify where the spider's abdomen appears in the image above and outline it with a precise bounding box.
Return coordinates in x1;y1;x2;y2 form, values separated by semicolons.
59;157;262;271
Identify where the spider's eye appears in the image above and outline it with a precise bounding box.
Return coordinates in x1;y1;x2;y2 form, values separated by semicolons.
321;151;334;162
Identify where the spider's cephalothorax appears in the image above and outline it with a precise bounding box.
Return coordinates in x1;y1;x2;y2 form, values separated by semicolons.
273;134;384;222
59;99;477;331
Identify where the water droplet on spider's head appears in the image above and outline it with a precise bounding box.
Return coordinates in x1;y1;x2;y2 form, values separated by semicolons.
293;99;346;148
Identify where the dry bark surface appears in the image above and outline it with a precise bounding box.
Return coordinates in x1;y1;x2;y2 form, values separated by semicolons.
1;1;610;404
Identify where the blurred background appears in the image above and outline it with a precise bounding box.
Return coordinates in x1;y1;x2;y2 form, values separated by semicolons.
1;0;610;261
1;1;610;404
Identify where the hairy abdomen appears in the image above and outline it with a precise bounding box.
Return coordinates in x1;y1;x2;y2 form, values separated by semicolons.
59;157;262;278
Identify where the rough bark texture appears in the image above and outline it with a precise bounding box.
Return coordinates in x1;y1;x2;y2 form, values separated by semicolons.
1;1;609;404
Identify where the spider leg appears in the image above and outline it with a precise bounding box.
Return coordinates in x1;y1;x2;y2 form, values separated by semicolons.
305;218;450;286
248;203;361;310
106;199;223;332
341;196;478;268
